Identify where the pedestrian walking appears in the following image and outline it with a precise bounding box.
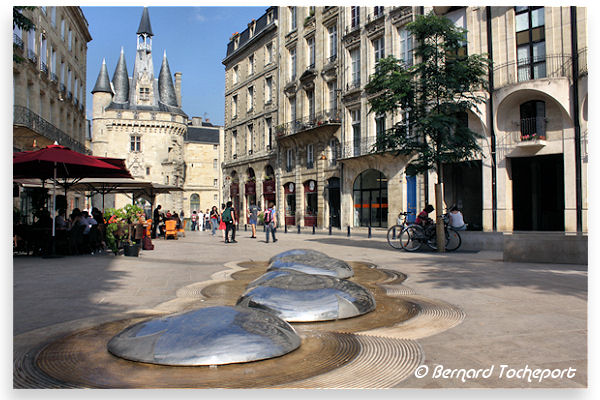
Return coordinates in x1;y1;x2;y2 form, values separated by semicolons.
190;210;198;231
264;202;277;243
152;205;161;239
222;201;237;243
197;209;205;231
219;203;226;239
248;203;259;238
210;206;220;236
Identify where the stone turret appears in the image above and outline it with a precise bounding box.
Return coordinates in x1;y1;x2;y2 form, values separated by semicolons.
158;51;178;107
91;58;113;117
112;47;130;105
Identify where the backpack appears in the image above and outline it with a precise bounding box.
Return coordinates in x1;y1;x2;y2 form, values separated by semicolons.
264;208;273;224
222;207;232;223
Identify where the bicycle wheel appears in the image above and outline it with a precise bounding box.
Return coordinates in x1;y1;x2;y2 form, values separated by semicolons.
386;225;404;250
445;228;461;252
399;225;423;252
426;226;449;250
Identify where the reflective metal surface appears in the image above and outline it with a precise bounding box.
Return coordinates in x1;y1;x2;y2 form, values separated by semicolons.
268;252;354;279
107;306;301;366
268;249;329;263
237;270;375;322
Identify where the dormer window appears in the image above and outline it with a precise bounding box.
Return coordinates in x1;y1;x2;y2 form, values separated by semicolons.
139;87;150;101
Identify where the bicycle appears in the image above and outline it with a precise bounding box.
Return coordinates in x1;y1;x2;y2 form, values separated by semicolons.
398;213;461;252
386;212;414;250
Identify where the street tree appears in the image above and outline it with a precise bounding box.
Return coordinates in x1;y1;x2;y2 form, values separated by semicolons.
365;12;489;252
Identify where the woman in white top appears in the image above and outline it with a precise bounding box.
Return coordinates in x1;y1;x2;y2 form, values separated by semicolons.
448;206;467;231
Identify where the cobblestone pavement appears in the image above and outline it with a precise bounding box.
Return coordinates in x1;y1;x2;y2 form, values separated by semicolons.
13;228;587;388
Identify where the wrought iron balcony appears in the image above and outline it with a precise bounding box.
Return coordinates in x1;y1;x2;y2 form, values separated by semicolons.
345;80;361;92
340;136;388;159
27;49;37;64
275;108;342;139
493;52;586;90
13;105;89;154
13;34;24;51
519;117;546;141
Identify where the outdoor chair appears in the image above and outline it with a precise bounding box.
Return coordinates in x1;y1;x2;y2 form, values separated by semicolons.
165;220;177;240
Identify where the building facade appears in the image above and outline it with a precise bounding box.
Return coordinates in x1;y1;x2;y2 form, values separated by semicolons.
223;6;587;233
222;7;279;223
91;7;222;215
13;6;92;220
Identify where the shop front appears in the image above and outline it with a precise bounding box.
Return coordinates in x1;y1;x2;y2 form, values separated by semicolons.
284;182;296;226
263;179;276;208
304;180;317;227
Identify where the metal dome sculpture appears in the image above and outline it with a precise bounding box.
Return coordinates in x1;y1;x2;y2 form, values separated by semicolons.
107;306;301;366
267;250;354;279
237;270;375;322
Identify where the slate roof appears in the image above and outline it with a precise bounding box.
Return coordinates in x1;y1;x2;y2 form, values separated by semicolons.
185;127;220;143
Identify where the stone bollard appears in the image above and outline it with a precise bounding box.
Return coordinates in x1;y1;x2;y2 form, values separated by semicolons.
347;226;351;237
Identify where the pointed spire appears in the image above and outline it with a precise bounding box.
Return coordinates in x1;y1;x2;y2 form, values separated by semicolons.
111;47;130;104
91;58;113;94
158;52;178;107
137;7;154;37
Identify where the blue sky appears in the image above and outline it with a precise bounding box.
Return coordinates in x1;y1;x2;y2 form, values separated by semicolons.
82;6;265;126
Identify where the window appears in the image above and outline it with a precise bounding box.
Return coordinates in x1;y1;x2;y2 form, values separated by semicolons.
213;159;218;169
213;144;218;150
232;65;238;84
247;124;254;153
130;135;141;152
214;194;218;201
516;7;546;81
232;94;238;118
290;96;296;123
74;78;78;101
232;130;238;157
265;76;272;103
67;68;72;92
265;42;273;65
307;36;315;68
265;117;273;149
307;144;314;169
146;167;150;175
520;100;546;140
247;87;253;111
248;54;254;76
351;48;361;87
213;179;218;187
374;6;384;17
139;87;150;101
190;193;200;212
68;29;72;51
352;109;361;157
286;148;294;172
290;6;297;31
328;81;338;112
307;89;315;121
373;36;385;66
329;138;338;166
60;61;64;84
328;24;337;61
289;47;297;80
351;6;360;28
51;7;56;27
399;28;413;67
40;35;47;66
27;28;35;54
61;19;65;40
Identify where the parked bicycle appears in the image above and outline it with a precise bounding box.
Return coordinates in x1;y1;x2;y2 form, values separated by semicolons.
399;213;462;252
387;212;414;250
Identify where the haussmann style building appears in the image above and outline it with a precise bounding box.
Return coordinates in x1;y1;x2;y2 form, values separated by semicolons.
224;6;587;235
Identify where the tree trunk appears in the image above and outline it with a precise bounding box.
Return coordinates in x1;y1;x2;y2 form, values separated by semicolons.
435;183;445;252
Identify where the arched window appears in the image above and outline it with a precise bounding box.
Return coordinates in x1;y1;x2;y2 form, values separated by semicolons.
353;169;388;227
190;193;200;213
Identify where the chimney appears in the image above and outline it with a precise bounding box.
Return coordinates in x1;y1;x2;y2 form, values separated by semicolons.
192;117;202;126
174;72;182;107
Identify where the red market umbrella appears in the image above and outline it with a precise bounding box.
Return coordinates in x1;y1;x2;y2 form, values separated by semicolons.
13;145;133;251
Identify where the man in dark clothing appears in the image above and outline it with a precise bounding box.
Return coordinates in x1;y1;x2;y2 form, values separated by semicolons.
222;201;237;243
152;205;162;239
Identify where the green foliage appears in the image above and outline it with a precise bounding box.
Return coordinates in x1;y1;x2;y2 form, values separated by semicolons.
103;205;143;253
365;12;489;179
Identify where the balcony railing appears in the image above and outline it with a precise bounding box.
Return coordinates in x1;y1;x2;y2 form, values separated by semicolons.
346;80;361;92
520;117;546;141
27;49;37;64
493;53;584;89
275;108;342;139
13;105;89;154
13;34;24;51
40;61;48;74
340;136;388;159
328;54;337;63
578;48;588;76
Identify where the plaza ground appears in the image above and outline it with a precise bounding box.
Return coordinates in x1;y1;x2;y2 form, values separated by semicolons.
13;227;587;388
